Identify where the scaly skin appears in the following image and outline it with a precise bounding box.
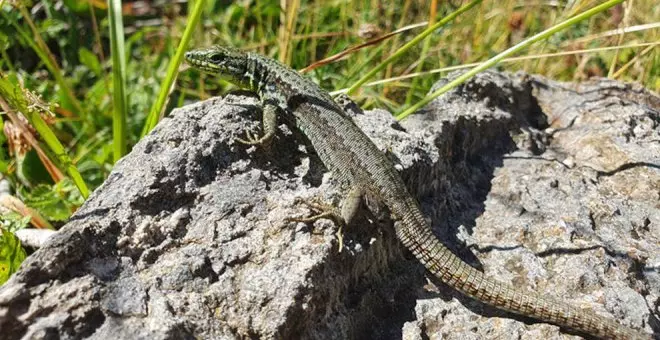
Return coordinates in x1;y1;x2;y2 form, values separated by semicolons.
185;46;652;340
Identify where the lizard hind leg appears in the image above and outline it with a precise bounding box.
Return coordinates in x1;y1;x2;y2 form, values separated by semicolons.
236;102;278;146
332;93;363;117
287;187;364;252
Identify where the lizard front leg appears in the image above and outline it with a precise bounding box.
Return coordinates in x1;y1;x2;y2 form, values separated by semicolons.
236;102;278;146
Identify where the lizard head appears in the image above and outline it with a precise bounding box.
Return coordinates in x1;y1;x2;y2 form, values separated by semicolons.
185;46;249;87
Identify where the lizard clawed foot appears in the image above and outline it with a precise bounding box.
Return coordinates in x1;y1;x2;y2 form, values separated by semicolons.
235;130;272;146
286;198;347;252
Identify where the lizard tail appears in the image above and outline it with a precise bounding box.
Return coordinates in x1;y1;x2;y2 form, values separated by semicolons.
395;211;651;340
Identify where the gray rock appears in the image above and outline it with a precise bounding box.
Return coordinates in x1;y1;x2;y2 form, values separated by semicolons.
400;72;659;339
14;229;56;248
0;72;657;339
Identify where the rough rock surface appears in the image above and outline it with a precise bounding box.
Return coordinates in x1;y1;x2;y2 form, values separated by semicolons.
0;72;658;339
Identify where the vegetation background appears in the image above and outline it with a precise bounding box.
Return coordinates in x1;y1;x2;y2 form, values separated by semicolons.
0;0;657;284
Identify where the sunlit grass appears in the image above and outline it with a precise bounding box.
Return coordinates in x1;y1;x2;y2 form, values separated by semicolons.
142;0;207;136
398;0;627;120
108;0;128;162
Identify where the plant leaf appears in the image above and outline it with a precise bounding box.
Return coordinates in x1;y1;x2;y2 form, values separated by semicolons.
0;227;27;285
20;179;83;222
78;47;102;76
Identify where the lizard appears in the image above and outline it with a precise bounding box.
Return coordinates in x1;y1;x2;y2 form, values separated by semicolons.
184;45;653;340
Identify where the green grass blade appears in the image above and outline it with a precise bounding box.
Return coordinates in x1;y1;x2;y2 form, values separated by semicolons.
404;25;433;106
396;0;626;121
107;0;128;162
30;114;89;199
0;78;90;199
345;0;481;96
141;0;207;137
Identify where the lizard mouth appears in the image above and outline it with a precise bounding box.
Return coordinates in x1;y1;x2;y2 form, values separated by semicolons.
184;51;222;74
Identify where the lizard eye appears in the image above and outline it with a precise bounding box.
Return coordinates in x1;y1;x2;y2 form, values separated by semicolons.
209;53;224;63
